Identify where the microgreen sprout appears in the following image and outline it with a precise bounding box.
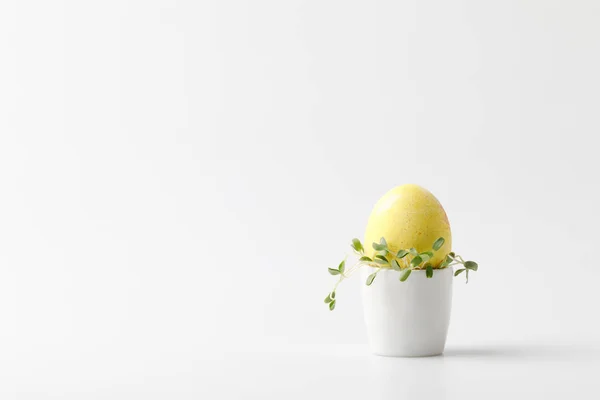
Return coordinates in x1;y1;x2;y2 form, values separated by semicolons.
323;237;479;310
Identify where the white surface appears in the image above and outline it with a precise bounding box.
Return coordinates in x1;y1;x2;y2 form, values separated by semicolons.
362;267;453;357
2;0;600;398
4;342;600;399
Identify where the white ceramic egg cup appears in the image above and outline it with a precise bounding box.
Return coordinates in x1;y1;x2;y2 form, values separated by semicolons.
361;266;453;357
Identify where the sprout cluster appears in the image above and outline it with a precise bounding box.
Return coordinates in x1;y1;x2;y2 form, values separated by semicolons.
324;237;479;311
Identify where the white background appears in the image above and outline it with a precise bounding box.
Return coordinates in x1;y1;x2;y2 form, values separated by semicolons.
2;0;600;398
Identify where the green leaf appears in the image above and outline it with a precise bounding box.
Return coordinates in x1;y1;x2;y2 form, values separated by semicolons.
374;258;389;265
338;260;346;273
366;273;377;286
351;238;364;253
391;259;401;271
376;249;388;257
426;264;433;278
379;237;388;247
454;268;466;276
432;237;445;251
372;242;386;251
466;269;470;283
359;256;373;262
419;252;433;263
330;291;336;299
410;255;423;267
449;252;456;258
440;255;452;268
409;248;418;256
329;300;336;310
400;269;412;282
374;254;388;261
324;294;332;303
328;268;340;275
396;249;408;259
465;261;478;271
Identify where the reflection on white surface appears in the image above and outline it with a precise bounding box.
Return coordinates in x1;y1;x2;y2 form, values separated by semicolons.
210;343;600;400
4;341;600;398
367;354;448;399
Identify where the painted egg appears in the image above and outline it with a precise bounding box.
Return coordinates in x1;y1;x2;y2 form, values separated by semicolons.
364;184;452;267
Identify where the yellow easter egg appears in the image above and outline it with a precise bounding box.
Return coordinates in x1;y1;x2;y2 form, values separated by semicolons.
364;184;451;267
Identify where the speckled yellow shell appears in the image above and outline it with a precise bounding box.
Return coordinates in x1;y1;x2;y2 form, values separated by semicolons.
364;184;452;267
